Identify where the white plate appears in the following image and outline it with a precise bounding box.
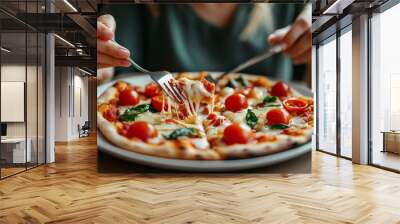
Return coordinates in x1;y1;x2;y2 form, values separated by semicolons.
97;72;312;172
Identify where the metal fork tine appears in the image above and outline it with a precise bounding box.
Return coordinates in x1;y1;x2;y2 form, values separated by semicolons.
163;82;183;104
159;82;175;101
171;82;196;114
170;82;187;105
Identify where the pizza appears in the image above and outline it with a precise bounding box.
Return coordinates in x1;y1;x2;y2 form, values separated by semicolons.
97;72;314;160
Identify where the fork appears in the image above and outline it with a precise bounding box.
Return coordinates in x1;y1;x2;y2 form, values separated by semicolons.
110;40;187;105
110;40;190;108
125;56;192;106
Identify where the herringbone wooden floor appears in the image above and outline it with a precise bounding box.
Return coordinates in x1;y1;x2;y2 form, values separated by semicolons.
0;135;399;224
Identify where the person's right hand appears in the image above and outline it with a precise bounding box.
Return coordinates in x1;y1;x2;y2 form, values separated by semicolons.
97;14;131;70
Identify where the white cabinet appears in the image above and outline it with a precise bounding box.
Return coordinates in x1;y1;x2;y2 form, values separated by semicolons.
1;138;32;163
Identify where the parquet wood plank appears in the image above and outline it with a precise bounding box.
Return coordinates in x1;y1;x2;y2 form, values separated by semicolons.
0;135;399;224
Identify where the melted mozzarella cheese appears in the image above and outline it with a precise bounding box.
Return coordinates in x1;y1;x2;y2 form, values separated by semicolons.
179;78;214;116
181;78;212;103
98;87;117;104
290;116;308;128
136;111;164;124
248;87;268;106
206;121;231;139
191;138;210;150
223;110;248;123
154;123;183;136
260;127;282;136
220;87;234;101
117;106;131;116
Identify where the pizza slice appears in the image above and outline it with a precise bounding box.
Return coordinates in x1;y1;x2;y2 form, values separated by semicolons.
202;75;313;158
98;80;220;160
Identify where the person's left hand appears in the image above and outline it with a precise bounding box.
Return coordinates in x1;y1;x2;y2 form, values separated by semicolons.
268;5;312;65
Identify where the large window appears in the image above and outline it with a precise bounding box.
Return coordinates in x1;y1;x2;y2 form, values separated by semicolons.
0;2;46;179
316;27;353;159
370;3;400;171
317;36;337;154
339;28;352;158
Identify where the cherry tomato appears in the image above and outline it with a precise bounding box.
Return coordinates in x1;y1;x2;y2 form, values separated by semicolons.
145;82;161;97
283;98;308;113
201;79;215;92
223;123;249;145
151;95;167;112
270;81;290;97
202;107;210;115
125;121;157;142
103;105;118;122
207;113;224;126
266;108;290;125
210;117;224;127
207;113;217;120
225;93;248;112
118;88;139;106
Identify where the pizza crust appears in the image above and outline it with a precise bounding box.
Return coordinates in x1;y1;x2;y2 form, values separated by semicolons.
98;112;221;160
214;130;312;159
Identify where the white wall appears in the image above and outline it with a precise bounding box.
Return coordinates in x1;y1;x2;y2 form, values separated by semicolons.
54;67;89;141
1;65;38;138
1;64;46;164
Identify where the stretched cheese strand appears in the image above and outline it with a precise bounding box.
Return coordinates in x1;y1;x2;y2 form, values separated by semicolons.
181;78;212;115
183;100;193;117
209;91;215;114
161;95;166;114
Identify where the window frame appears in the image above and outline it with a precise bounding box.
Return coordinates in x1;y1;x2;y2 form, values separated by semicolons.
367;0;400;173
314;23;352;161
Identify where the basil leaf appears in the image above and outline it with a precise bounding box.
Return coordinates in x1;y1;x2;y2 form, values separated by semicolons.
132;104;150;113
120;113;139;121
149;104;158;113
163;128;197;140
263;96;277;104
269;124;290;130
120;104;150;121
236;75;250;87
246;109;258;129
265;103;281;107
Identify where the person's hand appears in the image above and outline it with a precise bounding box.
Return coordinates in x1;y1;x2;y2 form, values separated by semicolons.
268;5;312;65
97;14;131;70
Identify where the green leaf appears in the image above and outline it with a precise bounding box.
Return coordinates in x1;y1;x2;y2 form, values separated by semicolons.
269;124;290;130
120;113;138;121
263;96;277;104
162;128;198;140
132;104;150;113
263;96;281;107
246;109;258;129
265;103;281;107
120;104;150;121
